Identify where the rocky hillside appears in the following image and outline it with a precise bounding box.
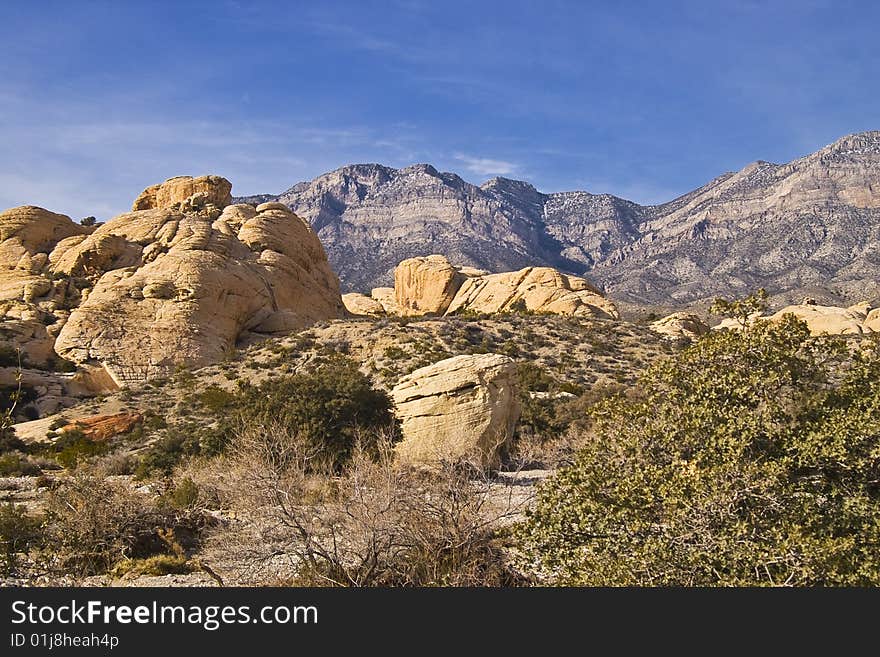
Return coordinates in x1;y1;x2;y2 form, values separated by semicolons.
240;131;880;305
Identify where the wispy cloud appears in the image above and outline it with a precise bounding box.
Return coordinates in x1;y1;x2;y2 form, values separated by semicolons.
453;154;520;177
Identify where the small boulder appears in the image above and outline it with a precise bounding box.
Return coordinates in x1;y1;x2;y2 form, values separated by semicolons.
391;354;520;469
650;312;709;340
342;292;386;316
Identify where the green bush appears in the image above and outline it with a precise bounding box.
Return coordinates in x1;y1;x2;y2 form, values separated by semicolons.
0;452;42;476
234;357;400;472
519;301;880;586
196;385;235;413
0;503;42;574
41;430;110;469
135;431;199;478
165;477;199;510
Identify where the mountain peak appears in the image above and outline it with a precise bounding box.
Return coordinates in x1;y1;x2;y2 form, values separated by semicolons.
481;177;539;195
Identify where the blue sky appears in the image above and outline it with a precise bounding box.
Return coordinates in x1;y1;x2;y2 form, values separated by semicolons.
1;0;877;219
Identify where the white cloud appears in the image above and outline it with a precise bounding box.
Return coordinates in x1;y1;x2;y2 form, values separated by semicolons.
453;153;520;177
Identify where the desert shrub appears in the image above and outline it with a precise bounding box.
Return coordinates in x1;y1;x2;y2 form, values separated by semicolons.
383;345;407;360
163;477;200;510
0;502;43;574
43;473;207;576
97;452;136;476
110;554;192;577
0;452;42;476
197;385;235;413
0;344;23;368
213;425;526;586
516;362;555;393
515;363;588;443
135;431;199;478
0;426;27;453
0;383;37;414
48;416;69;431
40;429;110;469
229;357;399;472
519;298;880;586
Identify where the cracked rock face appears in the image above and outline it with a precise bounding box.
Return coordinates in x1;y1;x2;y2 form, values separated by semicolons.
0;206;92;366
52;184;344;384
391;354;520;469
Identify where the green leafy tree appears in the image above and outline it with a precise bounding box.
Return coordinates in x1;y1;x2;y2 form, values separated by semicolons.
519;305;880;585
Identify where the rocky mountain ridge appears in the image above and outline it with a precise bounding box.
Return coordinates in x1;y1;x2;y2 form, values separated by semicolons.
240;131;880;305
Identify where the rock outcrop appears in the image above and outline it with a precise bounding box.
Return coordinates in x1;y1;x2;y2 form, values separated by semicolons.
374;255;617;319
650;312;710;340
242;131;880;305
0;175;345;389
0;206;92;367
394;255;466;316
341;292;386;316
391;354;520;469
445;265;617;318
767;303;869;335
132;175;232;212
865;308;880;332
713;301;879;335
370;287;401;315
60;412;143;441
53;181;345;384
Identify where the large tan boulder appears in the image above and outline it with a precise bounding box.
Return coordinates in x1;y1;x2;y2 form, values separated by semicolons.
394;255;465;316
370;287;401;315
391;354;520;469
650;312;709;340
54;188;345;384
768;304;866;335
446;266;618;318
865;308;880;332
131;175;232;211
342;292;386;316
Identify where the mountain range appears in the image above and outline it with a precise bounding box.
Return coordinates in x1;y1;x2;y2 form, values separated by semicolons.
237;131;880;306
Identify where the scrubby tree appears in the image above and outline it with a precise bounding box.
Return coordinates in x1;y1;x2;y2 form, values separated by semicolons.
519;294;880;585
230;356;399;472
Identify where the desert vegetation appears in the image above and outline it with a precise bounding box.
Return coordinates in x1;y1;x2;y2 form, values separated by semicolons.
1;294;878;586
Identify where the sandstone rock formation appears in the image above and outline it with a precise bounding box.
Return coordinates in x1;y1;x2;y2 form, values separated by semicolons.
0;206;92;367
767;304;868;335
60;412;143;441
712;301;879;335
53;179;344;384
132;175;232;211
378;255;617;319
650;312;710;340
391;354;520;469
446;266;617;318
370;287;401;315
242;131;880;305
394;255;466;316
341;292;386;316
0;175;345;389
